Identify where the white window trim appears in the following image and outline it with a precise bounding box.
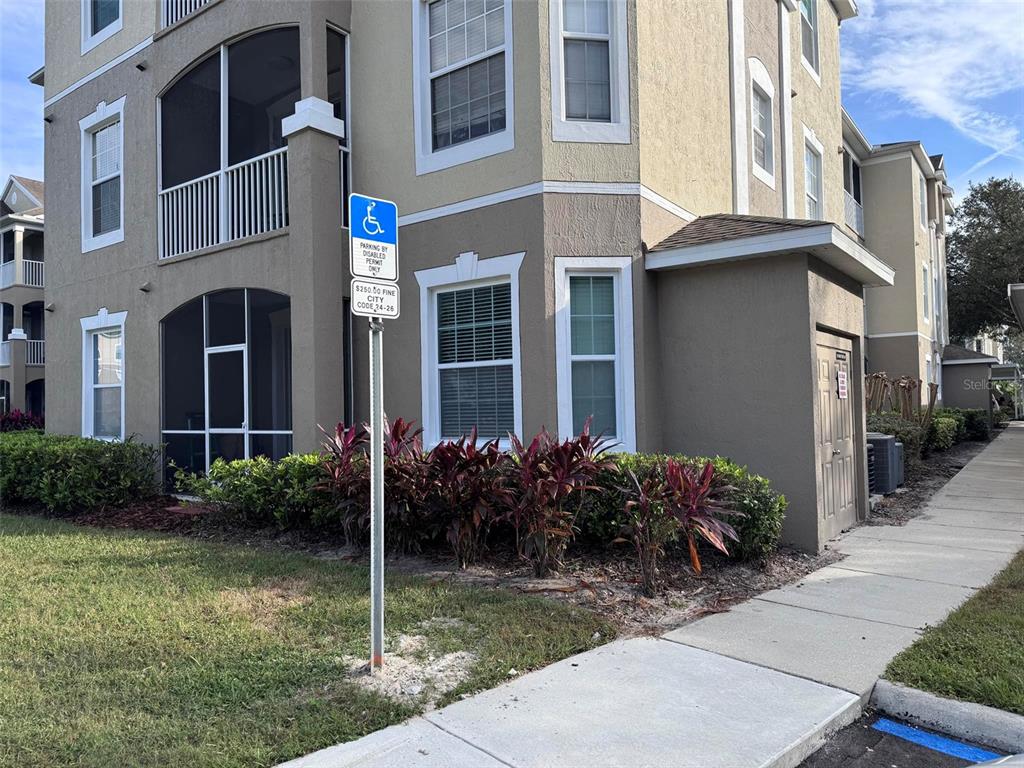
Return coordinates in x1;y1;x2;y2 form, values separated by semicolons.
411;0;515;175
548;0;630;144
554;256;636;452
80;96;126;253
81;0;123;55
80;307;127;441
802;124;824;220
922;263;930;323
919;173;928;230
799;0;820;84
748;57;775;189
415;250;525;447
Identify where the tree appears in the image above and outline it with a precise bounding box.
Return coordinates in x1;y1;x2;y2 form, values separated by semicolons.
946;177;1024;343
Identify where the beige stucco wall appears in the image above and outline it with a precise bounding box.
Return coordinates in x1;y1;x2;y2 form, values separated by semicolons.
789;0;844;225
744;0;783;217
635;0;732;216
942;363;994;417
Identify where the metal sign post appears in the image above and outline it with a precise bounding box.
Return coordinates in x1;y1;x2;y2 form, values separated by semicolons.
349;193;400;672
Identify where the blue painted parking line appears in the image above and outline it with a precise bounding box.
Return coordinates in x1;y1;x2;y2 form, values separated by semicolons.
872;717;1003;764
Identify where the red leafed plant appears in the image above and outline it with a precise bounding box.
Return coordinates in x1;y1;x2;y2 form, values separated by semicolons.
428;428;511;568
621;469;678;597
380;417;436;553
507;419;615;577
663;459;740;575
0;409;44;432
317;422;369;543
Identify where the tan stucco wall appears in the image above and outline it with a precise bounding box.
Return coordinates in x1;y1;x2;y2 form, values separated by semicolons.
790;0;844;224
635;0;732;216
942;363;994;417
744;0;783;217
866;335;921;380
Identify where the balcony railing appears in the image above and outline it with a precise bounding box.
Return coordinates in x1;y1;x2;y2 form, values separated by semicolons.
844;191;864;237
23;260;44;288
0;261;12;289
158;147;289;260
26;340;45;367
0;341;9;367
161;0;212;28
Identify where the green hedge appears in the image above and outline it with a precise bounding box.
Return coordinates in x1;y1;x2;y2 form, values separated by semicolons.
867;412;925;468
926;416;958;453
933;407;991;441
0;431;160;513
578;453;786;561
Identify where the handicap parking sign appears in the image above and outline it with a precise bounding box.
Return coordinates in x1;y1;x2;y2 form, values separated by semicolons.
349;193;398;281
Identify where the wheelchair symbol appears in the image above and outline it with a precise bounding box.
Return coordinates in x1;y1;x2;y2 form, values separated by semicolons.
362;201;385;236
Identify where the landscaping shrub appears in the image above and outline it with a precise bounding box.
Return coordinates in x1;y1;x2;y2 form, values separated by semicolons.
867;412;925;468
316;422;370;541
931;408;967;443
933;407;990;441
0;410;44;432
926;416;958;453
0;431;160;512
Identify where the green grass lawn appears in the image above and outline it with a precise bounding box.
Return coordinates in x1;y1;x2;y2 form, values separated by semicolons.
885;549;1024;715
0;514;612;768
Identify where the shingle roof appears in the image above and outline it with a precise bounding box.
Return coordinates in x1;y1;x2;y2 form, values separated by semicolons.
942;343;998;362
650;213;830;252
12;176;44;206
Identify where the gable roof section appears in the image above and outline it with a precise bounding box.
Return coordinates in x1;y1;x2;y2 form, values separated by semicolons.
2;176;44;215
650;214;829;251
942;343;999;365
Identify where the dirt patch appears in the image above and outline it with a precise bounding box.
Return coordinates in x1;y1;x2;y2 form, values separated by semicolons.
867;440;987;526
218;578;312;630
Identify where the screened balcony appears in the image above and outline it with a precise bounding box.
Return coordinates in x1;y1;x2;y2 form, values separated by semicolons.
0;228;43;289
158;29;299;259
161;0;213;28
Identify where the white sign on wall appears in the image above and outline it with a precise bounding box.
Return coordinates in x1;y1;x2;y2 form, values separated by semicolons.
837;369;849;400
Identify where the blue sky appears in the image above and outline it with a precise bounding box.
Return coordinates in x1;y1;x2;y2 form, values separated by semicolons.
1;0;1022;198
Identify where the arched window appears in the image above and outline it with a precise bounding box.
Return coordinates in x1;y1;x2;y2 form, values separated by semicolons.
161;289;292;480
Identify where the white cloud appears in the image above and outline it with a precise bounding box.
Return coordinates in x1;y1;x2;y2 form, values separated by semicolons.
843;0;1024;160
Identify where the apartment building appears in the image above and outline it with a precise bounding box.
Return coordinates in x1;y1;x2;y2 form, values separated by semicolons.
39;0;893;552
841;112;954;401
0;176;46;416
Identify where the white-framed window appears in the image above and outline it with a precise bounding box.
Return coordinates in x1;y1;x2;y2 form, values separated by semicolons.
80;96;125;253
415;250;524;445
842;147;861;203
925;356;932;389
549;0;630;143
412;0;515;175
803;126;823;220
919;173;928;228
922;263;930;322
799;0;819;80
748;58;775;188
555;257;635;450
81;0;122;54
80;308;127;441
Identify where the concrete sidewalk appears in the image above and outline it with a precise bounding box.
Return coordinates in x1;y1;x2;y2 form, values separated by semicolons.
280;425;1024;768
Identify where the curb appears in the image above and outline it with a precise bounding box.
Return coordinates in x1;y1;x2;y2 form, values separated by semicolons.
872;679;1024;754
763;695;863;768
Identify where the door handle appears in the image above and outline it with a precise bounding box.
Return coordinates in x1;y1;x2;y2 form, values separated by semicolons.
832;449;841;456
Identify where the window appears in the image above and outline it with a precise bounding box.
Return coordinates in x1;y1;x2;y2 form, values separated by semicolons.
555;257;635;450
80;97;125;253
751;87;772;174
922;264;930;321
413;0;514;173
804;133;823;219
80;308;126;441
161;289;292;482
82;0;122;54
799;0;819;76
327;27;352;228
842;149;861;203
549;0;629;143
416;250;524;445
919;173;928;228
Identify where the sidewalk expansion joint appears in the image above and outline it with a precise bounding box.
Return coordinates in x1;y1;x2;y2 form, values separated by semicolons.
421;714;518;768
749;596;928;631
844;535;1017;555
828;564;983;590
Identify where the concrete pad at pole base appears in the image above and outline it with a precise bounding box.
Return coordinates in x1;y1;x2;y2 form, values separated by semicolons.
664;600;921;699
833;537;1018;589
843;523;1024;554
753;566;976;629
426;637;860;768
914;507;1024;532
872;680;1024;755
274;718;507;768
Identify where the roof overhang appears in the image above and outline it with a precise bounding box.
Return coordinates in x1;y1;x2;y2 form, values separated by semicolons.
841;108;872;158
645;223;895;287
991;363;1021;381
28;66;44;87
831;0;858;21
942;358;998;366
0;213;44;230
1009;283;1024;331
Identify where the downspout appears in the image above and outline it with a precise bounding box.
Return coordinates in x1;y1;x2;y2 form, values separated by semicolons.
728;0;749;214
779;0;796;216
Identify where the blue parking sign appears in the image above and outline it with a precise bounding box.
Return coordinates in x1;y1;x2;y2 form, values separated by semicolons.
349;193;398;281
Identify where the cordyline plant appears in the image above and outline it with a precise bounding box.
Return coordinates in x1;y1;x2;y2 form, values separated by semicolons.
317;422;369;543
507;419;615;577
428;428;511;568
623;459;741;594
380;417;436;553
0;409;44;432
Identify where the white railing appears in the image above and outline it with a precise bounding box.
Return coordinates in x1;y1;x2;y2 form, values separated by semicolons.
26;340;45;366
0;261;13;289
227;147;289;242
158;147;288;260
23;260;44;288
844;191;864;237
0;341;9;367
162;0;212;28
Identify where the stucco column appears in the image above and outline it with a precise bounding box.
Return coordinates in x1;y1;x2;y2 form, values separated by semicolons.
7;328;27;412
12;226;24;286
283;98;346;453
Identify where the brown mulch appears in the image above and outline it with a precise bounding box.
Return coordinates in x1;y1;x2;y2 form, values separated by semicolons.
866;440;987;526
